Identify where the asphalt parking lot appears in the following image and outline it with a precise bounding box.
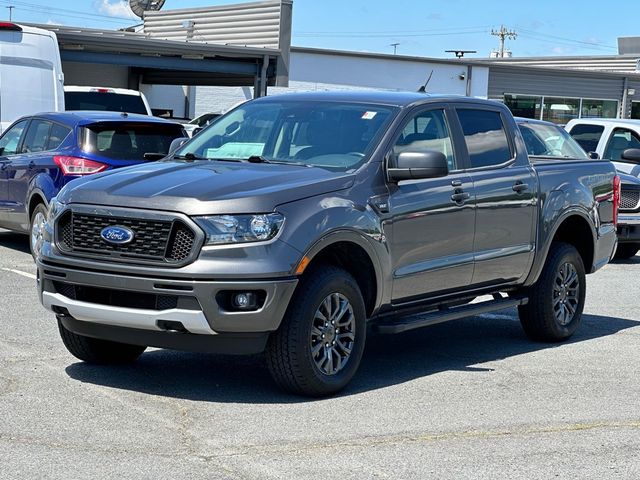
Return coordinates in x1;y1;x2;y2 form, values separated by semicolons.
0;229;639;479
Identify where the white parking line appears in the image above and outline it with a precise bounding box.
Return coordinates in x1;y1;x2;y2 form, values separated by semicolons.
1;268;37;280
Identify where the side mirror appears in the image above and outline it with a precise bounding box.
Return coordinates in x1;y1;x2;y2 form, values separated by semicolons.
168;137;189;155
388;150;449;182
588;151;600;160
621;148;640;164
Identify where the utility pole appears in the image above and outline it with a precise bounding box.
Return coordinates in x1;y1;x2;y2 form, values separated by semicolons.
6;5;14;21
390;43;400;55
491;25;517;57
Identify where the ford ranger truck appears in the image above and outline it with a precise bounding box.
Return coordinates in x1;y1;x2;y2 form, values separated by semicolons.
37;92;620;396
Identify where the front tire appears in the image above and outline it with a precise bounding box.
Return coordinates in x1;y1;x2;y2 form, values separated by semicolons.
518;242;586;342
614;244;639;260
58;317;146;364
266;266;367;397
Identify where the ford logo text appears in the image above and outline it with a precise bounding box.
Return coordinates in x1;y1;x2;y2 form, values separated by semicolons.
100;226;135;245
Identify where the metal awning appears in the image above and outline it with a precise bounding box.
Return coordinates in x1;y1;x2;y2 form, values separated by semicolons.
27;23;286;91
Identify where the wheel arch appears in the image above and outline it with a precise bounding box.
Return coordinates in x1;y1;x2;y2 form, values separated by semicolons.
297;230;384;317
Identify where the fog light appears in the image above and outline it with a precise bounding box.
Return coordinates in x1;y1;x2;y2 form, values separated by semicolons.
233;292;257;310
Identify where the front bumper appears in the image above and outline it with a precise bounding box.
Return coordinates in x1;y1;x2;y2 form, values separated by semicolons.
38;260;298;336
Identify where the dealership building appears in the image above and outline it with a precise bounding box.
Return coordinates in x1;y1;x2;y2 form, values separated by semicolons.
34;0;640;124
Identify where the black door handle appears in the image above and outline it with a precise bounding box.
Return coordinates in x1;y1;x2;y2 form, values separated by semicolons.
451;191;470;203
512;181;529;193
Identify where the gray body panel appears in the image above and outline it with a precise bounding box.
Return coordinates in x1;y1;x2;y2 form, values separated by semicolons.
36;92;618;353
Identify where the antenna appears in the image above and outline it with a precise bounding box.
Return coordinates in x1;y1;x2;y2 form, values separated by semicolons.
491;25;517;58
418;70;434;93
390;43;400;55
445;50;477;59
129;0;166;19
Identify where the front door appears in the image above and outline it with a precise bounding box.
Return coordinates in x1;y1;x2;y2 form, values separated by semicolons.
454;107;538;286
387;106;476;302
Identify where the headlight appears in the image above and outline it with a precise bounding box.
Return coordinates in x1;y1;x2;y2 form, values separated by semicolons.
194;213;284;245
47;197;64;220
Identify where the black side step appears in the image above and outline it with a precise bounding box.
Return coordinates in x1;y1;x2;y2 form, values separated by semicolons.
372;296;528;334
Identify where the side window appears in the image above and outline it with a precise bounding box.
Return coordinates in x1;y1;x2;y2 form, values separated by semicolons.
46;124;72;150
0;120;28;156
393;109;457;170
603;128;640;161
22;120;52;154
569;124;605;153
457;109;512;168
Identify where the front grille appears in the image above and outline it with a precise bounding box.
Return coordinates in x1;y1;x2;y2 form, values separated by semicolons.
620;190;640;211
53;281;179;310
56;211;197;265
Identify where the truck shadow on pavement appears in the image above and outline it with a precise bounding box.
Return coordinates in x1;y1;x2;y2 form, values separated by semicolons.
0;231;30;255
64;312;639;403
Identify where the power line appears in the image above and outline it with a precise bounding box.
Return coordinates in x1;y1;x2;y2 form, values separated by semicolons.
517;27;617;50
295;29;489;39
0;0;137;24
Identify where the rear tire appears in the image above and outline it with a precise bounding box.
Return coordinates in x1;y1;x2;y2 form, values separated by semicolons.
266;266;366;397
58;317;146;364
29;203;47;260
518;242;586;342
613;244;639;260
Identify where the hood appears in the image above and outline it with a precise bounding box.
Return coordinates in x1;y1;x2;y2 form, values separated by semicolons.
58;160;355;215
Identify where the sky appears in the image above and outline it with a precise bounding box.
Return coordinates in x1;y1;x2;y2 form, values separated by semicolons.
2;0;639;59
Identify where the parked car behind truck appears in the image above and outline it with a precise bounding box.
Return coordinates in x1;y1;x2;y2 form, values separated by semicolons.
0;111;185;256
37;92;619;396
565;119;640;259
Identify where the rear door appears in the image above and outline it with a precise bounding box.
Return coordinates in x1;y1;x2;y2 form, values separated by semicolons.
4;118;52;230
454;107;538;286
0;119;29;224
388;105;476;301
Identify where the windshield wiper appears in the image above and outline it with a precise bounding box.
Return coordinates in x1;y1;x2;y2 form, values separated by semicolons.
246;155;311;167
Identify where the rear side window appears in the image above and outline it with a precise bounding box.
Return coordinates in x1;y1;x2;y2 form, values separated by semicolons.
22;120;52;153
603;127;640;161
568;124;605;153
47;124;72;150
82;123;184;160
65;92;148;115
457;109;512;168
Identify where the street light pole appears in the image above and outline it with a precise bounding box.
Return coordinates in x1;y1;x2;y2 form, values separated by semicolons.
6;5;14;21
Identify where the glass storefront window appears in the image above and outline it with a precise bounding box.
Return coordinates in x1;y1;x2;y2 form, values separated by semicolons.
581;99;618;119
632;102;640;120
542;97;580;125
504;94;542;120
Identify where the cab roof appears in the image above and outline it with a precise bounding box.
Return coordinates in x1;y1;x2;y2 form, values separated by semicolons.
23;111;180;127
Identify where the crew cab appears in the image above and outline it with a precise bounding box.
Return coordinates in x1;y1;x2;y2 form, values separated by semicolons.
0;111;185;256
37;93;619;396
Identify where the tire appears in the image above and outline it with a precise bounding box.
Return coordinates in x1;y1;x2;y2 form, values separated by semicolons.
57;317;146;364
29;202;48;260
613;244;639;260
518;242;586;342
266;266;367;397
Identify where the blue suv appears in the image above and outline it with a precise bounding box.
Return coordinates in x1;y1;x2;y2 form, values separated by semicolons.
0;111;185;256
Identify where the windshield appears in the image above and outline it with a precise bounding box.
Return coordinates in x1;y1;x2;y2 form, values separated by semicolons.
65;92;148;115
176;100;397;172
81;123;185;160
519;122;589;159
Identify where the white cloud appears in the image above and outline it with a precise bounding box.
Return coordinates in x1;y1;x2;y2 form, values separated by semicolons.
95;0;138;19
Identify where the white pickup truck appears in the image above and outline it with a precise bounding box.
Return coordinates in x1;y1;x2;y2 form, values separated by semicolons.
566;119;640;259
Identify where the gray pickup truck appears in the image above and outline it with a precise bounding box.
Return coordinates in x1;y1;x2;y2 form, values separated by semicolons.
37;92;619;396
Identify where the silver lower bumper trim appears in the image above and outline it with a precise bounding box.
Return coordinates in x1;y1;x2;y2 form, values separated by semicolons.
42;292;216;335
619;215;640;225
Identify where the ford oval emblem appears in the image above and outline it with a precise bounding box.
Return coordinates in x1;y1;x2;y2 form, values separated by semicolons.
100;225;135;245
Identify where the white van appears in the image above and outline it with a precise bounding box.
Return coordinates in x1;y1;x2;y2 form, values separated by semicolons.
64;86;153;116
0;23;64;132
